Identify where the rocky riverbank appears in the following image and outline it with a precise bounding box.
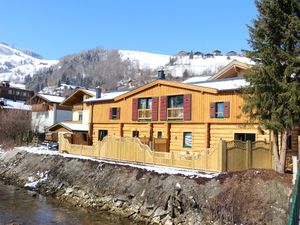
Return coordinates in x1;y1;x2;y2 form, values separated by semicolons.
0;148;292;225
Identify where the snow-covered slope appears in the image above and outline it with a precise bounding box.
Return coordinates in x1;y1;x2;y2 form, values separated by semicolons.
119;50;170;69
0;43;58;83
119;50;253;77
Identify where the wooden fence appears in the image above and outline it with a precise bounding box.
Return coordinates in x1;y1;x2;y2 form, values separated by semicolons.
59;135;274;172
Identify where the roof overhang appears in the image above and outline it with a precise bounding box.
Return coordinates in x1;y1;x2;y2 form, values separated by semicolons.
60;89;95;106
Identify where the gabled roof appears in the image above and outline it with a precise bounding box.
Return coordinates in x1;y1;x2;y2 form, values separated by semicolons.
30;94;65;104
60;88;96;106
84;90;129;103
115;79;218;101
47;122;88;132
192;77;248;91
209;60;251;80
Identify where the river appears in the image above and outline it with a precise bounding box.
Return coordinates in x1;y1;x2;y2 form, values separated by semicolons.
0;182;135;225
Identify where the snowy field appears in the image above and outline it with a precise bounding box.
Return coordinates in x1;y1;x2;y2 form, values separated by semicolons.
11;146;219;179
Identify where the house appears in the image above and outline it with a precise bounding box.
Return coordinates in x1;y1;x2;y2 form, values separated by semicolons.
212;50;222;56
225;51;238;56
0;81;34;102
86;61;299;154
46;88;96;144
30;94;72;133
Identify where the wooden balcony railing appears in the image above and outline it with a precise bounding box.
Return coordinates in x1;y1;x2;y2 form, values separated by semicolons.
167;108;184;120
31;103;49;112
138;109;152;120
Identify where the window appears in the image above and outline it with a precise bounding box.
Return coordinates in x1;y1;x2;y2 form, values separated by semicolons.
98;130;108;141
157;131;162;139
22;92;27;97
82;133;87;142
111;107;118;119
183;132;192;148
8;90;13;95
132;130;139;137
138;98;152;120
16;91;20;96
215;102;224;118
167;95;184;119
78;112;83;121
234;133;256;142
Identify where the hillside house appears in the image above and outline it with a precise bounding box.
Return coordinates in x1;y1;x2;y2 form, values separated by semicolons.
46;89;96;144
0;81;34;102
85;61;299;154
212;50;222;56
30;94;72;133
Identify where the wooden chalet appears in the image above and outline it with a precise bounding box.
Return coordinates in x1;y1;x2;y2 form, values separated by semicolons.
0;81;34;102
84;61;299;154
46;88;96;144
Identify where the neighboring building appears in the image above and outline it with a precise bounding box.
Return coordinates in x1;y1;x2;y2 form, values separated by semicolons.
212;50;222;56
225;51;238;56
85;61;299;154
46;89;96;144
30;94;72;133
0;81;34;102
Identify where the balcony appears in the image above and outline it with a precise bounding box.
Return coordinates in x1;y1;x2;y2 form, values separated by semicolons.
138;109;152;120
167;108;184;120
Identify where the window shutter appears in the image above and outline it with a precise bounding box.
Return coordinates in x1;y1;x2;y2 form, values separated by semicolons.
210;102;216;118
116;107;120;119
109;108;113;120
183;94;192;121
224;102;230;118
132;98;138;121
152;97;158;121
160;96;167;121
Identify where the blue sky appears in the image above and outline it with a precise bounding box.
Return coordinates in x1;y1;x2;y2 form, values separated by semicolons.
0;0;257;59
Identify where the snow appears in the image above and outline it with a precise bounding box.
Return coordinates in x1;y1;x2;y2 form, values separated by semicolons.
16;146;219;179
60;122;89;131
84;90;129;102
2;99;32;110
0;43;58;83
192;77;248;91
38;94;65;103
24;171;48;189
182;76;211;84
119;50;170;69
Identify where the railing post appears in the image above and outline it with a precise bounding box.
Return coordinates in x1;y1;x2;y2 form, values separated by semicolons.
219;140;227;172
192;153;195;169
246;141;252;169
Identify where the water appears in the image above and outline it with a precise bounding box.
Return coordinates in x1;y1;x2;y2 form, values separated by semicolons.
0;182;135;225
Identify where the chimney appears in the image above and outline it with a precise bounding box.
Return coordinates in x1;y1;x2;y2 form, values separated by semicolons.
158;70;165;80
96;86;101;98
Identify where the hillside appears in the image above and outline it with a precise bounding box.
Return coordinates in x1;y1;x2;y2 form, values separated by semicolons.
0;43;253;93
0;43;58;83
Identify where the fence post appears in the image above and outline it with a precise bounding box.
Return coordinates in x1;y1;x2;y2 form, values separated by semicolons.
171;151;174;166
143;147;145;164
192;153;195;169
246;141;252;169
269;142;273;169
80;145;83;156
219;140;227;172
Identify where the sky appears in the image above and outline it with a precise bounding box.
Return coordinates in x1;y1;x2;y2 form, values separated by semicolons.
0;0;257;59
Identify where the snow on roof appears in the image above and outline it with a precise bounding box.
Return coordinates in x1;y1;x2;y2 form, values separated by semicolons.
83;89;96;97
84;90;129;102
38;94;65;103
60;122;88;131
182;76;211;84
192;77;248;91
2;99;32;110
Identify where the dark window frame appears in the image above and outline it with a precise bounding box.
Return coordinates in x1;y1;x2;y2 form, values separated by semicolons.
234;133;256;142
98;130;108;141
215;102;224;118
111;107;118;120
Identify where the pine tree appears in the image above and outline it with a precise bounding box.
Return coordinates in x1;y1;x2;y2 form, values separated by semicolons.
243;0;300;173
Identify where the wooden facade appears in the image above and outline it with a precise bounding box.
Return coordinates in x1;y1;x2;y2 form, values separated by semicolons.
88;62;299;154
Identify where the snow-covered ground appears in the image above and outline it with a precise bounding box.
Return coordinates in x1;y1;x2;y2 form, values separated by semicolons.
15;146;219;179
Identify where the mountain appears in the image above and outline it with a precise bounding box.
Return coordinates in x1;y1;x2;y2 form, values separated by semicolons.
119;50;253;77
0;43;58;84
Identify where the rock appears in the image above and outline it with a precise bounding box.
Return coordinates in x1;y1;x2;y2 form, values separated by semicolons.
116;195;128;202
153;207;168;217
175;183;181;191
65;187;74;195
